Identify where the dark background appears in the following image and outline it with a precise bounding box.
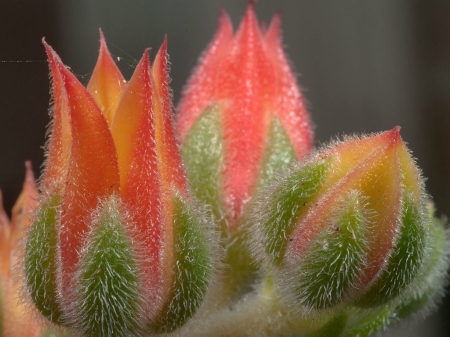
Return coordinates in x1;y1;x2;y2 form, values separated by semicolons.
0;1;449;336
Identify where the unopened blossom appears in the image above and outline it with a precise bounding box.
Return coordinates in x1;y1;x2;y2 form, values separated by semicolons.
178;3;312;227
24;34;213;337
251;128;448;318
177;2;312;295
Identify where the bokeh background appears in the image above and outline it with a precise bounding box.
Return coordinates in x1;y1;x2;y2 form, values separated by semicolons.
0;1;449;336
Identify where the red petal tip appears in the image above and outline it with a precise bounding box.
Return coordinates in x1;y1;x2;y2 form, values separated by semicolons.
157;36;168;57
24;161;36;184
24;160;32;171
387;126;402;143
269;11;282;32
244;0;257;20
42;39;55;58
142;48;151;68
236;0;261;39
218;7;233;30
99;28;107;51
42;40;65;69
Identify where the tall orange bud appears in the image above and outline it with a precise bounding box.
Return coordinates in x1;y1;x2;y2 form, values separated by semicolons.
24;35;214;337
178;3;312;228
177;3;312;296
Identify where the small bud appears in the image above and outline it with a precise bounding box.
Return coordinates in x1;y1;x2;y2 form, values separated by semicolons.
252;128;434;313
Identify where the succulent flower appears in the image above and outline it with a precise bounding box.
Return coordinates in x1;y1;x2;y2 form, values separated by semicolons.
0;2;447;337
23;34;214;336
177;2;312;295
248;128;449;333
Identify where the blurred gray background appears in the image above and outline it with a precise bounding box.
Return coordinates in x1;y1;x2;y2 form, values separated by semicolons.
0;1;449;336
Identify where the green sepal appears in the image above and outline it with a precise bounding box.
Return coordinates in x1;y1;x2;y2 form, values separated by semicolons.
261;159;330;266
40;327;70;337
396;203;449;317
150;192;211;333
182;104;224;227
257;115;297;189
343;307;391;337
311;315;347;337
290;192;367;310
25;192;64;325
357;195;425;307
77;196;140;337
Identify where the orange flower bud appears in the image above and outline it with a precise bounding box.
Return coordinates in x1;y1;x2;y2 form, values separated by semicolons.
25;35;213;337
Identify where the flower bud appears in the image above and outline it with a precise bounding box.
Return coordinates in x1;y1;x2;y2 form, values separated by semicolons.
177;3;312;228
252;128;440;313
24;35;213;336
177;2;313;297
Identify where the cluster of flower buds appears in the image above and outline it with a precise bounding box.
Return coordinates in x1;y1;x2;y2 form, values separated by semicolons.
22;33;214;337
0;2;448;337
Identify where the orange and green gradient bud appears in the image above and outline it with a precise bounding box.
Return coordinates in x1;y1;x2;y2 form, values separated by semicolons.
252;128;444;314
178;3;312;229
24;34;213;337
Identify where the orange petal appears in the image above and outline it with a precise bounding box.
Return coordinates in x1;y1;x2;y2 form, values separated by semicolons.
42;40;72;193
87;29;126;125
265;12;312;159
152;37;188;195
177;8;233;140
55;52;120;299
221;3;275;222
110;50;165;310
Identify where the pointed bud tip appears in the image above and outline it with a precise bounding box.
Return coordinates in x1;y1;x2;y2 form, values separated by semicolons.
99;28;105;41
392;125;401;134
244;0;257;21
266;10;282;42
42;39;56;59
24;160;36;185
387;126;402;144
156;36;168;59
269;10;282;32
24;160;32;171
218;7;233;28
139;48;151;69
98;28;108;52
